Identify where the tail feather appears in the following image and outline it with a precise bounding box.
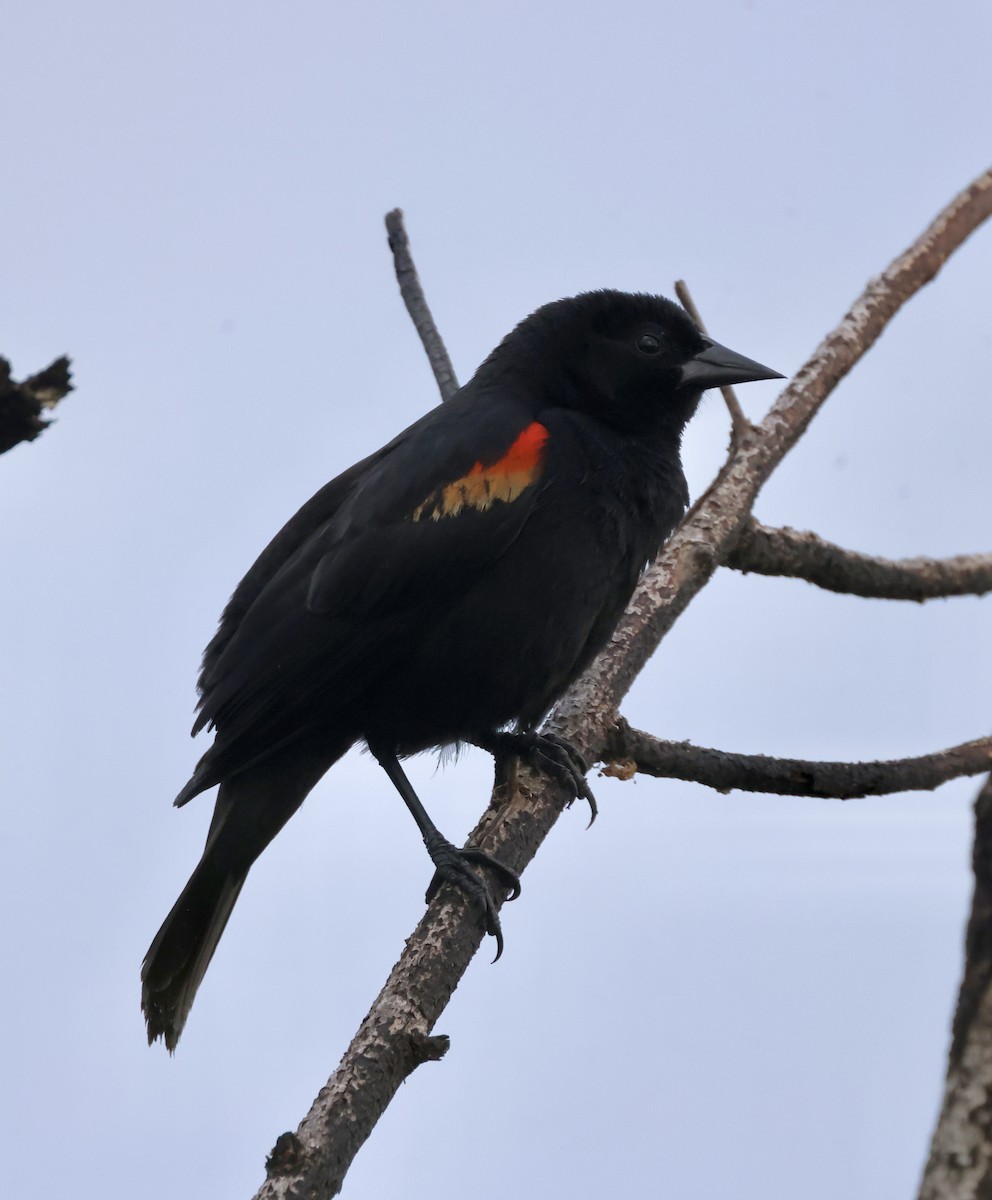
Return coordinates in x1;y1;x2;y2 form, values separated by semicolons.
142;738;348;1051
141;854;245;1052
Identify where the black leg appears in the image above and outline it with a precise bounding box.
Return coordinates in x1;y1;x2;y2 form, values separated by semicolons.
367;739;520;960
473;729;598;825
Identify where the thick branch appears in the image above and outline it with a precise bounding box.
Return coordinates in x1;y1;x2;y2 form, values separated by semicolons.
727;518;992;600
256;766;573;1200
918;774;992;1199
252;167;992;1200
384;209;459;401
0;356;73;455
604;720;992;800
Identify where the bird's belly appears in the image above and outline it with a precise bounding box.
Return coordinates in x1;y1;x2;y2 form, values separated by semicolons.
360;515;642;750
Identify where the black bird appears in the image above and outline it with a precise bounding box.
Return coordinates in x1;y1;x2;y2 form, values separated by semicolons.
142;290;781;1050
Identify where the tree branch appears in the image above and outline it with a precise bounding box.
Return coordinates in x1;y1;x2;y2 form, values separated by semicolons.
727;518;992;600
552;166;992;755
918;773;992;1199
0;355;73;456
674;279;751;444
252;166;992;1200
603;719;992;800
384;209;459;401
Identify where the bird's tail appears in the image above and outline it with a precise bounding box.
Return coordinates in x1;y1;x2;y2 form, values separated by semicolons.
142;738;346;1051
141;846;246;1053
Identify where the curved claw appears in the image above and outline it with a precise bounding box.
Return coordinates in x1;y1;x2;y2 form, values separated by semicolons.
534;732;598;826
482;730;598;826
423;834;520;961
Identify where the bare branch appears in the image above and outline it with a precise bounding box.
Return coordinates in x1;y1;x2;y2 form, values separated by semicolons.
384;209;459;401
727;517;992;601
674;279;751;443
604;719;992;800
918;774;992;1199
252;167;992;1200
255;766;572;1200
553;166;992;749
0;356;73;456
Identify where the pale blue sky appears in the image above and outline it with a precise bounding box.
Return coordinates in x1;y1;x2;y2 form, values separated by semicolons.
2;2;990;1197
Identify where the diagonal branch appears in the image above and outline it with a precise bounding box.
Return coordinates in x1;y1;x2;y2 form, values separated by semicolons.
384;209;459;401
552;166;992;747
252;165;992;1200
604;719;992;800
727;518;992;600
0;355;73;456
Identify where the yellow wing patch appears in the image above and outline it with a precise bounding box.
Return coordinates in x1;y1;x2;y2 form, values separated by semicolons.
412;421;549;523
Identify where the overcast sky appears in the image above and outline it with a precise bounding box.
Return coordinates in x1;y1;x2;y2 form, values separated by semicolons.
3;2;991;1198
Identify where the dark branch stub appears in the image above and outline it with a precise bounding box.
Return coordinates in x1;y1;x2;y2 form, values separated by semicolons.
265;1133;304;1179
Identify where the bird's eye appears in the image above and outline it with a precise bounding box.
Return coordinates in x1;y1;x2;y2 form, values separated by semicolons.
636;333;662;355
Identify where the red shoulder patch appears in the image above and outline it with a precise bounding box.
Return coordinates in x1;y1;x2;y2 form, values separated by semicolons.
412;421;549;523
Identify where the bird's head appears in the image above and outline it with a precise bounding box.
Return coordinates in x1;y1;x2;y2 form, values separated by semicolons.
488;289;782;438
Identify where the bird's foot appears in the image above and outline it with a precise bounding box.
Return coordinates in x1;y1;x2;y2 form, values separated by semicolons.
423;833;521;961
482;730;598;825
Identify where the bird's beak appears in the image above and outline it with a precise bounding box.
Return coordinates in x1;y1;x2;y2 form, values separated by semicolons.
679;340;784;390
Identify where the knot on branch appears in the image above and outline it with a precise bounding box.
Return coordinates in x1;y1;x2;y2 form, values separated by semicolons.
408;1031;450;1066
265;1131;305;1178
687;537;719;572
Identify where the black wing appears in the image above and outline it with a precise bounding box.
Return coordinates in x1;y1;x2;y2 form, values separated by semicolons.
195;447;387;699
178;384;551;800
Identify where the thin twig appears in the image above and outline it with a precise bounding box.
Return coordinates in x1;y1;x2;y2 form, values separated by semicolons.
674;279;751;444
727;518;992;601
384;209;459;401
252;166;992;1200
0;356;73;455
605;719;992;799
